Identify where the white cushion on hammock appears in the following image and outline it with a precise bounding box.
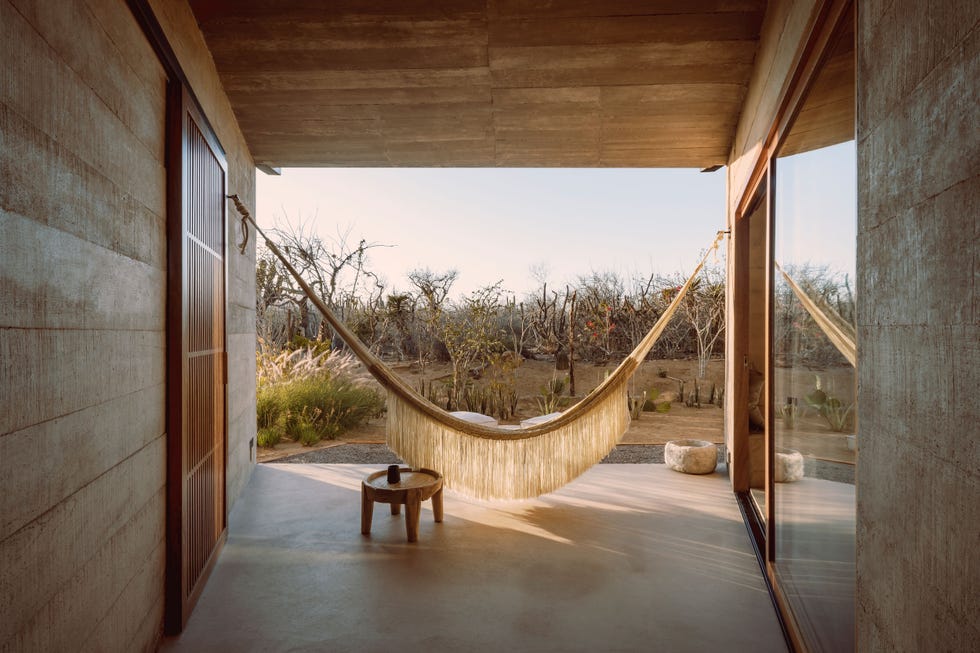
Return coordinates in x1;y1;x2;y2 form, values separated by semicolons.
449;411;498;425
497;424;522;430
520;412;563;427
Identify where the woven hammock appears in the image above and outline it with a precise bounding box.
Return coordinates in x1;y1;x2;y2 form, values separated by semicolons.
231;195;723;498
775;262;856;367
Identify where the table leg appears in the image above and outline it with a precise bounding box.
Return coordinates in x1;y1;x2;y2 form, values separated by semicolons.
432;487;444;523
390;502;401;516
404;490;422;542
360;487;374;535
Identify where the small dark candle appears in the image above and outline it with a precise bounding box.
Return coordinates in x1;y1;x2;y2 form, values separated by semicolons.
387;465;401;484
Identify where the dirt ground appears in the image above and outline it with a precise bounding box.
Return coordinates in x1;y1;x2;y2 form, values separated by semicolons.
258;357;725;462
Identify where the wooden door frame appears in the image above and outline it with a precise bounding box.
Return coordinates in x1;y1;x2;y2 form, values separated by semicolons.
731;0;854;222
728;3;855;651
728;187;759;494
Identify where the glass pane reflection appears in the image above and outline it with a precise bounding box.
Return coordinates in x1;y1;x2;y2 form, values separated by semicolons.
773;140;856;651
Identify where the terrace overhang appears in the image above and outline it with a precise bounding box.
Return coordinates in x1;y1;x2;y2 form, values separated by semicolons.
188;0;768;169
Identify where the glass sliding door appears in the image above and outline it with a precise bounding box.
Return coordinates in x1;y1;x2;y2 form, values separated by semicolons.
770;7;856;651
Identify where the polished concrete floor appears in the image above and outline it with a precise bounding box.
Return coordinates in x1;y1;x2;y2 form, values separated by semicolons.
161;464;787;653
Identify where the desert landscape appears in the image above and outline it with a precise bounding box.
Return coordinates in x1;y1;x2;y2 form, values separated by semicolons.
258;356;725;462
258;354;859;466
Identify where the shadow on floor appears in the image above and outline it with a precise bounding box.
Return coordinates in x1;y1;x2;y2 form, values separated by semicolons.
161;464;786;653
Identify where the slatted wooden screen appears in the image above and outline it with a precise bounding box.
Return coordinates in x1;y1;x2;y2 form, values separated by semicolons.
166;84;228;634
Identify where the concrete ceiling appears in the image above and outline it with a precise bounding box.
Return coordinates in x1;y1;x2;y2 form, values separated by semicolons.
189;1;767;168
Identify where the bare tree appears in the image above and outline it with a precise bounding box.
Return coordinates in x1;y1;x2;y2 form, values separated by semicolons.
524;282;572;362
379;292;416;360
678;264;726;378
256;216;389;345
502;296;533;360
407;268;458;375
440;282;505;410
575;271;626;363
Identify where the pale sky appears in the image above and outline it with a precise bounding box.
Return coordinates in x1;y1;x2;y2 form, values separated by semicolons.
256;168;727;297
776;141;857;281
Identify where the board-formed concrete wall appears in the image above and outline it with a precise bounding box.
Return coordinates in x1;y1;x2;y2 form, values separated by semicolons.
0;0;255;650
856;2;979;650
146;0;257;519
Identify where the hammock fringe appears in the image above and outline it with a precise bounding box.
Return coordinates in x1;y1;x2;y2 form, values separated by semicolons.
388;379;630;499
776;262;857;367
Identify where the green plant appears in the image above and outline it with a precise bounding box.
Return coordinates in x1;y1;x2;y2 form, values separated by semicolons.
498;387;520;420
642;387;671;413
822;397;854;432
287;333;331;356
536;375;568;414
256;347;385;447
294;411;324;446
643;387;659;411
440;282;506;410
486;352;522;420
463;382;493;415
257;389;280;431
804;376;854;432
256;427;281;448
777;397;801;429
628;391;647;420
416;378;444;406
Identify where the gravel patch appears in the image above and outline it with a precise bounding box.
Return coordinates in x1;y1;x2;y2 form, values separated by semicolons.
272;444;852;487
272;443;729;466
276;443;403;465
806;457;855;484
600;445;665;464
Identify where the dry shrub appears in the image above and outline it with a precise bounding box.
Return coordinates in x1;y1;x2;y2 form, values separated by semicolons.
257;343;384;447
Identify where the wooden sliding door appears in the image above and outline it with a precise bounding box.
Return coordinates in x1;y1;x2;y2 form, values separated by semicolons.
166;83;228;634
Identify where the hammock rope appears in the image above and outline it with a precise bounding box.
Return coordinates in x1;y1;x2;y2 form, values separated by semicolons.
775;262;856;367
231;194;724;498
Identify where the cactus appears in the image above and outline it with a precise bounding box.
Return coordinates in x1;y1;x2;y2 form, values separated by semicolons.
685;379;702;408
822;397;854;432
804;376;854;432
536;375;568;414
778;396;800;429
628;391;647;420
417;378;444;406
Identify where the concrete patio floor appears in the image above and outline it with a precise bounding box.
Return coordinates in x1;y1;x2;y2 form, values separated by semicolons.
161;463;787;653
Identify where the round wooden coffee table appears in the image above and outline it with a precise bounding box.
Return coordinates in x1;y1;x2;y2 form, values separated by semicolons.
361;467;444;542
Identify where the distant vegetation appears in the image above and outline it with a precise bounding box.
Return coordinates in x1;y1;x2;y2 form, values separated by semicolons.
257;222;726;366
254;220;853;442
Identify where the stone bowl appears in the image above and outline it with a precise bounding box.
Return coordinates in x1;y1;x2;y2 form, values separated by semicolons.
664;439;718;475
775;448;804;482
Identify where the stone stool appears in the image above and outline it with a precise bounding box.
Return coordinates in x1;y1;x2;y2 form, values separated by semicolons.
664;439;718;474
